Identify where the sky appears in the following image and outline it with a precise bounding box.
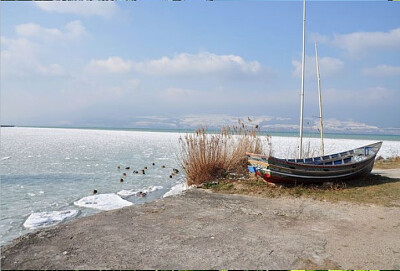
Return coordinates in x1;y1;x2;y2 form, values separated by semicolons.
1;0;400;134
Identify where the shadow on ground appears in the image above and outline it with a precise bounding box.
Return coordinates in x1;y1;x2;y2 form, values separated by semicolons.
345;172;400;188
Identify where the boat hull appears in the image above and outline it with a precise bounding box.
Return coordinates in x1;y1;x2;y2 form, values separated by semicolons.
247;141;382;184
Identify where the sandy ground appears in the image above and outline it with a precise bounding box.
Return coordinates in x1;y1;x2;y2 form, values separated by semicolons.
1;170;400;270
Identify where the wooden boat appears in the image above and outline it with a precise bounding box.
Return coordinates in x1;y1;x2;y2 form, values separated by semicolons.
247;141;382;183
246;0;383;183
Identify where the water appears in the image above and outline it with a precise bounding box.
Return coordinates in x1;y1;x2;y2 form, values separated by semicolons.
1;127;399;246
1;127;185;245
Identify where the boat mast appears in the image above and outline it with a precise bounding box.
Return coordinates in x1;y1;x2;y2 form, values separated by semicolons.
298;0;306;159
315;42;325;156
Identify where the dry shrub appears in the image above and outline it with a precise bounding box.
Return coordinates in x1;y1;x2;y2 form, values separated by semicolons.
179;122;264;186
374;155;400;169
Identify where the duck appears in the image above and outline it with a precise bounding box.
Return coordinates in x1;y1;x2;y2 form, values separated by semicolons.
144;166;148;170
125;167;130;170
120;178;124;182
138;191;147;197
141;169;146;174
173;168;179;174
122;173;127;176
93;189;98;194
162;165;166;168
152;162;155;166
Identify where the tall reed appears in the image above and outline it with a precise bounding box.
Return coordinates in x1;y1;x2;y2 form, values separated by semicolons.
179;122;264;185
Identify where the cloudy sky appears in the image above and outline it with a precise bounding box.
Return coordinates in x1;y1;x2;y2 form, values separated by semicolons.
1;1;399;134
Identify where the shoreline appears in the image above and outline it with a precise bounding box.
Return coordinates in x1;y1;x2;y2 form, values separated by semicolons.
6;126;400;141
2;172;400;269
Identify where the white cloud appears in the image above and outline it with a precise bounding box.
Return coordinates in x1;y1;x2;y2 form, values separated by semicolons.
64;21;86;39
133;52;262;77
1;37;65;77
313;28;400;56
16;23;62;39
85;52;265;79
362;65;400;77
85;57;132;74
37;64;65;76
35;1;119;18
1;21;86;77
292;55;344;78
1;36;38;63
15;20;86;41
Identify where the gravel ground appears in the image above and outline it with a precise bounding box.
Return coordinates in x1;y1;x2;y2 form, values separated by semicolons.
2;171;400;270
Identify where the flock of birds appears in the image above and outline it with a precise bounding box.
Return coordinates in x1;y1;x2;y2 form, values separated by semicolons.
92;162;180;198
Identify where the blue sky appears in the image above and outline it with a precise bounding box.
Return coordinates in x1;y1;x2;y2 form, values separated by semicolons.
1;1;400;134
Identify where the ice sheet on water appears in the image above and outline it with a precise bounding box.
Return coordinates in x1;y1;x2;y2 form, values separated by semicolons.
117;185;163;197
1;156;11;160
23;210;79;229
117;190;140;197
163;182;188;198
146;185;163;192
74;193;133;211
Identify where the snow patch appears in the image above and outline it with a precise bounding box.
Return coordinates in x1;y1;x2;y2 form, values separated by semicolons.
23;210;79;229
163;182;188;198
117;185;163;197
1;156;11;160
74;193;132;211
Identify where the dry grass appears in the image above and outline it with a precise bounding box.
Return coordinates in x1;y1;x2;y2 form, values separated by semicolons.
179;119;400;204
179;121;264;186
204;173;400;207
374;156;400;169
203;156;400;206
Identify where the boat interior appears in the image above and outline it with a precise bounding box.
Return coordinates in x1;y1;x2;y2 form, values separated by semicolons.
283;142;382;166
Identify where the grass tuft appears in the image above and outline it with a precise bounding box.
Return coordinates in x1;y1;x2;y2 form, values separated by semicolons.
179;122;264;186
205;173;400;206
374;156;400;169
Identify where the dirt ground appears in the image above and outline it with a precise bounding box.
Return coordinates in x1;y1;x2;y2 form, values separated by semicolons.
1;170;400;270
